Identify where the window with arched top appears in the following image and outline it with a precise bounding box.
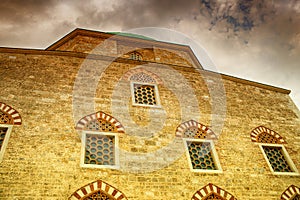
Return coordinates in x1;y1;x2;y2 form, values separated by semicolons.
281;185;300;200
129;51;142;61
191;183;237;200
251;126;298;175
69;180;128;200
76;111;125;169
124;68;162;108
0;102;22;162
176;120;222;173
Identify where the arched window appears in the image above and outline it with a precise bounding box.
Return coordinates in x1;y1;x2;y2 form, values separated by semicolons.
124;68;162;108
251;126;298;175
176;120;222;173
0;102;22;162
69;180;128;200
191;183;237;200
281;185;300;200
129;51;142;61
76;111;124;169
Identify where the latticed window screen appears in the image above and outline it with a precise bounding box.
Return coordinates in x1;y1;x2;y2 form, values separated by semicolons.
257;132;279;143
83;190;114;200
292;194;300;200
186;141;216;170
130;72;156;84
0;111;13;124
184;127;207;139
133;83;157;106
130;52;142;61
262;146;293;172
203;193;226;200
84;134;115;166
85;119;116;132
0;127;8;150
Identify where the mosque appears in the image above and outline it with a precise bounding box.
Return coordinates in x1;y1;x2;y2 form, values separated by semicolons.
0;28;299;199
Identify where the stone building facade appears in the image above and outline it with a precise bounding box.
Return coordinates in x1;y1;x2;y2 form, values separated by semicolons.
0;28;299;199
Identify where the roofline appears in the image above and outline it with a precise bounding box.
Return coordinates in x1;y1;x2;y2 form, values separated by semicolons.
0;47;291;95
46;28;192;50
45;28;203;70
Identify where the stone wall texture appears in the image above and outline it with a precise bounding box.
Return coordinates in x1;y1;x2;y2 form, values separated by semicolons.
0;29;299;200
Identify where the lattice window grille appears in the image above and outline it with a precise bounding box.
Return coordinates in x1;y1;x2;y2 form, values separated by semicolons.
81;132;119;169
184;127;208;139
83;190;114;200
259;143;298;175
131;82;161;107
203;193;225;200
0;111;13;124
257;132;279;143
184;139;222;172
129;72;156;84
262;146;292;172
0;127;8;151
0;125;12;162
130;52;142;61
85;119;116;132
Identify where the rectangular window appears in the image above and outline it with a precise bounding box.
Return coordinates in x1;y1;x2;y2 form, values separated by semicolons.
0;125;13;162
131;82;161;108
183;139;222;173
259;143;298;175
81;131;119;169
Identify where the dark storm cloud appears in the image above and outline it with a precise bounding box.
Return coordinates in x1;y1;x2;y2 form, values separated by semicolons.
0;0;298;47
74;0;200;29
0;0;61;47
0;0;58;24
73;0;298;34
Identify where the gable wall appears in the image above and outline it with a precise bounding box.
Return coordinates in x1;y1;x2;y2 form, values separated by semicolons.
0;40;299;199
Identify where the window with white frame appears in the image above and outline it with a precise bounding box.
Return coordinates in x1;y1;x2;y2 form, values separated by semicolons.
81;131;119;169
0;125;13;162
251;126;299;175
176;120;221;173
129;71;161;108
183;138;222;173
77;112;124;169
259;143;298;175
130;82;160;107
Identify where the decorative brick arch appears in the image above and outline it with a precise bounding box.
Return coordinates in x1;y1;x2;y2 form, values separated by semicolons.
175;120;217;139
123;68;163;84
250;126;286;144
69;180;128;200
75;111;125;133
0;102;22;125
281;185;300;200
191;183;237;200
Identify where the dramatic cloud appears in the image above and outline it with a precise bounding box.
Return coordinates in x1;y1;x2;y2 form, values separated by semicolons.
0;0;299;109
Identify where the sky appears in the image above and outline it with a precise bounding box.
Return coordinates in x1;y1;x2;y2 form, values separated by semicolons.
0;0;299;109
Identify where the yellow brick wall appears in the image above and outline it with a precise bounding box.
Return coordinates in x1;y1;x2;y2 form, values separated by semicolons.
0;35;299;200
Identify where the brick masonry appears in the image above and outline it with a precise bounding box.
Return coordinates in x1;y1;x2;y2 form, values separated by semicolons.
0;29;299;199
